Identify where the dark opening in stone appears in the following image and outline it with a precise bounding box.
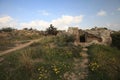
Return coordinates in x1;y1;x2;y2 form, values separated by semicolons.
80;34;86;42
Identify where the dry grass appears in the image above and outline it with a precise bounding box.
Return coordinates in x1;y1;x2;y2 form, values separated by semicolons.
19;50;34;70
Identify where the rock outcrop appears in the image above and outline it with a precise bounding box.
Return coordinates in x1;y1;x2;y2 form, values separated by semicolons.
67;27;112;46
85;28;112;45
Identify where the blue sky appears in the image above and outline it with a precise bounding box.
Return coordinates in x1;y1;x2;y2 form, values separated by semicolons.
0;0;120;30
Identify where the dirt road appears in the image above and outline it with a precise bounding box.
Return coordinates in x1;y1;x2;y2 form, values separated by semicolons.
0;39;40;56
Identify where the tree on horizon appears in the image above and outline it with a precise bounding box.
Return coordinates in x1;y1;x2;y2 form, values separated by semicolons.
46;24;58;35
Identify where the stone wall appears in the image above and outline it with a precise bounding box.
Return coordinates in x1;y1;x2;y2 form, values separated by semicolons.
68;27;80;45
85;28;112;45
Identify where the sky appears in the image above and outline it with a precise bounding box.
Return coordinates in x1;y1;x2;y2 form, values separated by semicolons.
0;0;120;31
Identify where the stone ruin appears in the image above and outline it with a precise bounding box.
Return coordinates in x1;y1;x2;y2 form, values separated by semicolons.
67;27;80;44
67;27;112;46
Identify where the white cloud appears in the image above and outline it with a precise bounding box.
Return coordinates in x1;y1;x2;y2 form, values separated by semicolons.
106;23;120;31
51;15;83;30
97;10;107;16
0;15;83;30
0;16;17;28
20;20;49;30
20;15;84;30
38;10;50;16
0;16;13;23
117;8;120;11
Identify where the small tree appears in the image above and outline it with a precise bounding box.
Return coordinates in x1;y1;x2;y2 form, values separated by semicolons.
46;24;58;35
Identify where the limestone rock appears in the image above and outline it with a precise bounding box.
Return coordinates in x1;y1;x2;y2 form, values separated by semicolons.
67;27;112;46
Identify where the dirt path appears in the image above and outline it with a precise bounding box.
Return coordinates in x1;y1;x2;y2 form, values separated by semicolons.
78;48;89;80
64;47;89;80
0;39;40;57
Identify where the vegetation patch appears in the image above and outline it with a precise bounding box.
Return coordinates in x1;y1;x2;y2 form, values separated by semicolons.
0;35;81;80
87;45;120;80
111;31;120;49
